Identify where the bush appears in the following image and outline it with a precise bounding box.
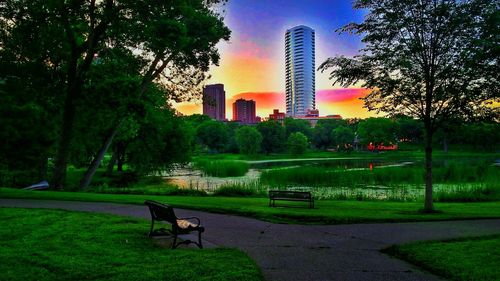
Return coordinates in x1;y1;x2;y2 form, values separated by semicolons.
109;171;139;187
287;132;308;155
213;185;257;197
235;126;262;155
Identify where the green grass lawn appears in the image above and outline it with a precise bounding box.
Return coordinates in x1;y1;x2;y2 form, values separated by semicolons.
384;235;500;281
2;188;500;224
0;208;263;281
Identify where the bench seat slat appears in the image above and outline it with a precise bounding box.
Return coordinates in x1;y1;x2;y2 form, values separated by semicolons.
269;190;314;209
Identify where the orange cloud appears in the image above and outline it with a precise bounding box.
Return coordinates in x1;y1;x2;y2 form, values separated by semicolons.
316;88;376;118
317;88;371;103
173;88;379;119
175;102;201;115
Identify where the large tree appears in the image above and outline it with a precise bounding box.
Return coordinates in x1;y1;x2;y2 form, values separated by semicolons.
320;0;499;211
257;120;286;154
0;0;230;189
235;126;262;155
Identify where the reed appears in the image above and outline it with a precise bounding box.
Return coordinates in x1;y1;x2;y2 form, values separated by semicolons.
194;160;250;177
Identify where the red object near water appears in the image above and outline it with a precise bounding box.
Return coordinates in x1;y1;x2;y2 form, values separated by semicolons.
367;143;398;151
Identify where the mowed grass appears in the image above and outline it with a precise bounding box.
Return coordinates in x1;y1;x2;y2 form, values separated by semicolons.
1;188;500;224
0;208;263;281
384;235;500;281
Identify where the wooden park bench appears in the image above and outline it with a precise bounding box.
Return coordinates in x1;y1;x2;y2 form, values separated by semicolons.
144;200;204;249
269;190;314;209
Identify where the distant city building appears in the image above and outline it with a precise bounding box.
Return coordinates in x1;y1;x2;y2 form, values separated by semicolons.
295;115;342;127
285;25;316;117
232;98;257;124
306;109;319;117
203;84;226;121
269;109;286;123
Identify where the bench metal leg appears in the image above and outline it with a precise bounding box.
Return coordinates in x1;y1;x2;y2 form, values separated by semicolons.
198;230;203;249
172;234;178;249
171;231;203;249
148;219;155;237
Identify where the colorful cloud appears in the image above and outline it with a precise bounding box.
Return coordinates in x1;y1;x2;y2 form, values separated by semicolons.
174;88;378;119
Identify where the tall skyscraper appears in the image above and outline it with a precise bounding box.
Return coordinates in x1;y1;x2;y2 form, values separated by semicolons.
202;84;226;121
285;25;316;117
233;98;256;124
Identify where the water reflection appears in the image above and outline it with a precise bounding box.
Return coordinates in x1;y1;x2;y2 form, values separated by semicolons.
165;158;415;191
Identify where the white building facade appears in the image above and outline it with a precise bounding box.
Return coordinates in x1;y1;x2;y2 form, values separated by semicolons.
285;25;316;117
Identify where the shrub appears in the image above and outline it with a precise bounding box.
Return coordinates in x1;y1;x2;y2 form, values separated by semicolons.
235;126;262;155
287;132;308;155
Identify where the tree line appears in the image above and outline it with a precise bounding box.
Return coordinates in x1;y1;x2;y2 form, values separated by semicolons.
185;115;499;155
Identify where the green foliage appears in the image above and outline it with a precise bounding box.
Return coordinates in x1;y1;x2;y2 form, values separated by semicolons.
225;121;242;153
213;183;264;197
332;126;355;152
235;126;262;155
126;104;193;175
257;120;286;154
319;0;500;210
197;121;228;153
396;117;423;143
385;235;500;281
194;160;249;177
284;118;313;139
312;119;347;149
108;171;140;187
357;118;397;145
0;58;59;185
0;0;231;188
462;122;500;151
0;208;263;281
287;132;309;155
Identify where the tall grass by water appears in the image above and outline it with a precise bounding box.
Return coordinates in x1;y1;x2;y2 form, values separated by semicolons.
260;162;499;188
194;160;250;177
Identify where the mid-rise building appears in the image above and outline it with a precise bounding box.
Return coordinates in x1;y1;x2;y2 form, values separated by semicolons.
285;25;316;117
232;98;257;124
203;84;226;121
269;109;286;123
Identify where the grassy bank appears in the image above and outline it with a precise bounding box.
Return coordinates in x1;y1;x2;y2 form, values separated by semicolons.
1;188;500;224
0;208;263;281
384;235;500;281
194;150;499;161
261;163;499;187
259;161;500;202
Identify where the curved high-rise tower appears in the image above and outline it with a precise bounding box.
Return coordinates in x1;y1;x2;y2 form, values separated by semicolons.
285;25;316;117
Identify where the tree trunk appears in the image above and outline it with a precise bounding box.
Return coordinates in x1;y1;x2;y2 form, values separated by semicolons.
105;149;117;177
52;81;79;189
117;156;124;172
443;134;448;153
79;127;120;189
76;74;157;186
423;120;434;211
38;154;48;180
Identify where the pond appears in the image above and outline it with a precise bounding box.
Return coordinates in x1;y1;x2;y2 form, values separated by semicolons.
164;158;416;192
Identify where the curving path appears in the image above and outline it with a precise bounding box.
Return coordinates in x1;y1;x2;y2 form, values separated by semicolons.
1;199;500;281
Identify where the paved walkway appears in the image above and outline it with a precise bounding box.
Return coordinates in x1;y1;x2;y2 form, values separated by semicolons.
1;199;500;281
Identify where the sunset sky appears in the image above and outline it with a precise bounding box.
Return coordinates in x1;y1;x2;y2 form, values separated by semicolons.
174;0;378;119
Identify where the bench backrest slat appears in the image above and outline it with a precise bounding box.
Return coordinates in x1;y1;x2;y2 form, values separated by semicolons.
269;190;312;199
144;200;177;225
